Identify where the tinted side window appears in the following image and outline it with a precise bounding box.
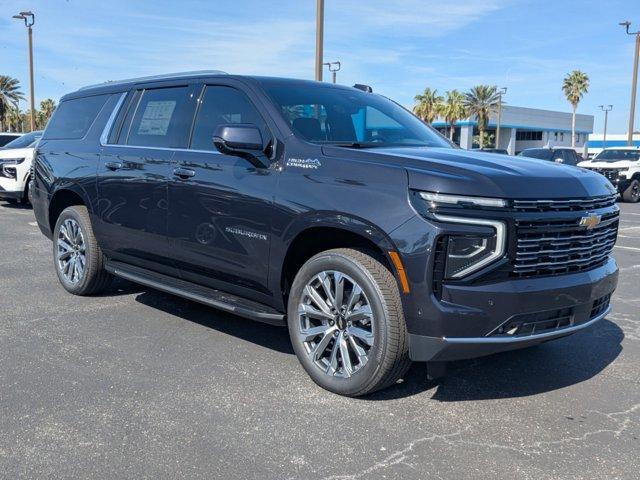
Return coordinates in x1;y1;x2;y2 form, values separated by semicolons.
522;149;553;161
125;87;192;148
562;150;578;165
190;86;268;151
0;135;20;147
43;94;109;140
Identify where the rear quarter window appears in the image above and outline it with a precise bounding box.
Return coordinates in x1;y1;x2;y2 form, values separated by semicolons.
43;94;109;140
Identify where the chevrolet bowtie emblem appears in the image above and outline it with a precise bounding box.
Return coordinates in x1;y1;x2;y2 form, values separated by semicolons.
579;213;602;230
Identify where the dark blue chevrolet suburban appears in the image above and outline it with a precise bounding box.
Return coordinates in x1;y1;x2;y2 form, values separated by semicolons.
32;71;619;396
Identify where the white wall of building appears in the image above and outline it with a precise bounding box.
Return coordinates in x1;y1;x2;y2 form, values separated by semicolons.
434;105;594;155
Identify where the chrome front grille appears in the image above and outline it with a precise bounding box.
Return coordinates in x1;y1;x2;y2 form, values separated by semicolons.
513;211;619;276
512;194;617;212
588;169;623;183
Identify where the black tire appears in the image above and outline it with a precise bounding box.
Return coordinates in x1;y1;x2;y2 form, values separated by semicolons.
21;178;32;205
622;179;640;203
287;248;411;397
53;205;112;295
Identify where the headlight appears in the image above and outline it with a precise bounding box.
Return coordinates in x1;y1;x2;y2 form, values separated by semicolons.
419;191;507;209
0;158;26;165
433;214;506;279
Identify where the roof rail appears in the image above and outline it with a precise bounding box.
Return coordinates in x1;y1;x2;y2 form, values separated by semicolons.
78;70;228;91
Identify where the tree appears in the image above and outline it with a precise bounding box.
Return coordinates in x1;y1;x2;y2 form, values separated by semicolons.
0;76;25;132
413;88;444;124
562;70;589;148
6;105;23;132
37;98;57;129
463;85;501;148
441;90;467;141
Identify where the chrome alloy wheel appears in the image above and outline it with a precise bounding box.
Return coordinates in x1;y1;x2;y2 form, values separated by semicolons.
297;271;375;378
57;218;86;284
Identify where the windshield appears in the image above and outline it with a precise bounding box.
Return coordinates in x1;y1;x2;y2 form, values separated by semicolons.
2;131;42;149
261;83;451;148
519;149;554;160
593;149;640;162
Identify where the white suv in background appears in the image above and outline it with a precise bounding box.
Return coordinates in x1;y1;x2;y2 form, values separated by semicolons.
578;147;640;203
0;130;43;205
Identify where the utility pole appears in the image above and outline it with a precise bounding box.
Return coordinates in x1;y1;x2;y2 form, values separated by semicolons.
598;105;613;148
323;61;341;83
13;11;36;131
620;21;640;146
315;0;324;81
495;87;507;149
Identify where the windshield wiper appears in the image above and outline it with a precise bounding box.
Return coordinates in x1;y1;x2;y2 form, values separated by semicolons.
321;142;431;149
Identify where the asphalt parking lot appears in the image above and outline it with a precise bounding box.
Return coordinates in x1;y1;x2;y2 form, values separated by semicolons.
0;201;638;479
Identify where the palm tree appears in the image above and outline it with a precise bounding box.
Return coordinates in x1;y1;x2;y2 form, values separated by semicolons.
6;105;23;132
463;85;501;148
413;88;444;124
562;70;589;148
37;98;57;129
441;90;467;141
0;76;25;132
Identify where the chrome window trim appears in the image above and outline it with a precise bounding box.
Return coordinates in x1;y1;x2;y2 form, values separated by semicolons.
432;213;507;279
99;92;128;146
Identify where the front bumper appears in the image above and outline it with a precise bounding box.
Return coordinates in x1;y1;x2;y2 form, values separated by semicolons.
0;185;22;200
390;212;619;362
406;257;618;361
409;304;611;361
615;178;632;193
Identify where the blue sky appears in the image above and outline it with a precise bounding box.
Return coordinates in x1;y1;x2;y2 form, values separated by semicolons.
1;0;639;133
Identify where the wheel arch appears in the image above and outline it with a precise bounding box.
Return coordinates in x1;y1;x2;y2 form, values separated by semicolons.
277;213;402;308
48;185;91;233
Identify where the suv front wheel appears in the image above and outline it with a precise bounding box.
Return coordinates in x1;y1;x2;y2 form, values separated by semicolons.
622;179;639;203
53;206;112;295
287;248;410;396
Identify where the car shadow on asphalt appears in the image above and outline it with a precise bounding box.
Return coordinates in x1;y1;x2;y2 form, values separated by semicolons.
128;283;623;401
367;319;624;402
0;200;31;210
133;288;293;355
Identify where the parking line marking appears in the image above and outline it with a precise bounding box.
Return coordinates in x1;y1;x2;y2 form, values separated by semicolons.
614;245;640;252
619;226;640;232
619;264;640;273
622;212;640;217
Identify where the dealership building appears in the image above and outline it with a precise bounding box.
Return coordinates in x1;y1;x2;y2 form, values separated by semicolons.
432;105;594;155
585;133;640;157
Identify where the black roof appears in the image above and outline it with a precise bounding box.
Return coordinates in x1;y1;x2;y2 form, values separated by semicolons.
62;71;358;101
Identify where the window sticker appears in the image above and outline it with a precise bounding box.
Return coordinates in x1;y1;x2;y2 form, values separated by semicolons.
137;100;176;136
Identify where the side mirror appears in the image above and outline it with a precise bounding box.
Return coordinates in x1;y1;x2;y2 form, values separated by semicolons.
213;124;269;168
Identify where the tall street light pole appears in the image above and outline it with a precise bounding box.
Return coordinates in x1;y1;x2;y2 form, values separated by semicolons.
315;0;324;81
620;21;640;146
495;87;507;149
13;11;36;131
598;105;613;148
323;61;341;83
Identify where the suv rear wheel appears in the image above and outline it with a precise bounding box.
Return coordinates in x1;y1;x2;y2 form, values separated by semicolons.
53;206;112;295
622;179;639;203
287;248;410;396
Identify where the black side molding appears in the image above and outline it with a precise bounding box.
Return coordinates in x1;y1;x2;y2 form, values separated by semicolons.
105;260;286;326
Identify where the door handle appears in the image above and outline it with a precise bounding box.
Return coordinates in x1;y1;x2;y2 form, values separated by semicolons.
173;167;196;179
105;161;123;171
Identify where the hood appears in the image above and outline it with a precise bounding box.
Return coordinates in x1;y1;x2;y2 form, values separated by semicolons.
0;147;34;160
323;146;615;199
579;159;639;169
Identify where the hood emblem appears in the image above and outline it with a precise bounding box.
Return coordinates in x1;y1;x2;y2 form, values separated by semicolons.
579;213;602;230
